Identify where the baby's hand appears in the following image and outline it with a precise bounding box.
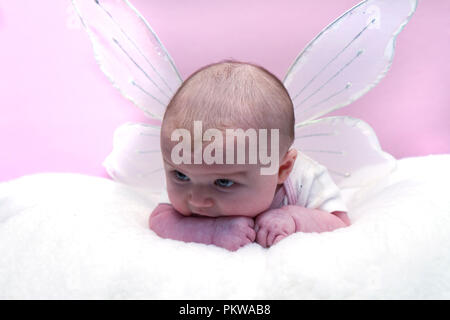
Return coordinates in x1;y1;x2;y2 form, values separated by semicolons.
254;208;296;248
212;216;256;252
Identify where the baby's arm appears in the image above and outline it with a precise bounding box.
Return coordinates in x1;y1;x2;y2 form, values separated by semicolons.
255;206;350;248
287;206;350;232
149;203;256;251
149;203;215;244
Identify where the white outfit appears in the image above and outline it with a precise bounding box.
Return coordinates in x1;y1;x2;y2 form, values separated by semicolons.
269;151;348;213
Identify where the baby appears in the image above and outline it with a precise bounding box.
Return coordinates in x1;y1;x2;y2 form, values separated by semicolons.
149;60;350;251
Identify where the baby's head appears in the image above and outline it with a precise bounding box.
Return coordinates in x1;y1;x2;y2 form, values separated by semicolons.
160;60;297;217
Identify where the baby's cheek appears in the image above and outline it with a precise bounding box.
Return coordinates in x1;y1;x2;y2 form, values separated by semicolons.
170;198;190;215
167;187;190;215
224;191;274;217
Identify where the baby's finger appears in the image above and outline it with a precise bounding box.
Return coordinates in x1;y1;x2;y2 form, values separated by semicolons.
240;237;252;248
267;231;279;247
273;235;285;245
256;228;268;248
246;227;256;242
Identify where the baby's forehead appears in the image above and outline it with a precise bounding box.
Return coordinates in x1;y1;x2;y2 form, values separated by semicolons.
163;156;259;176
162;127;282;155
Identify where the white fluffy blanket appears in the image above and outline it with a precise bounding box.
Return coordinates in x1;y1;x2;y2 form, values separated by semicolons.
1;155;449;299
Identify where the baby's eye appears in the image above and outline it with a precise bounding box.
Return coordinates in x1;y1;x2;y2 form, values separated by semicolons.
173;170;190;182
214;179;234;188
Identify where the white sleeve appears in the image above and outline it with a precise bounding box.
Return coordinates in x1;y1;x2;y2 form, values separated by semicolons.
293;153;348;213
306;167;348;213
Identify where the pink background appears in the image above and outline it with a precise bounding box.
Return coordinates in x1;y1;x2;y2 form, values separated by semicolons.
0;0;449;182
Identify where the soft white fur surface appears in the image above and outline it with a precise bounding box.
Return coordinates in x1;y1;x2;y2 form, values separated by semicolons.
0;155;449;299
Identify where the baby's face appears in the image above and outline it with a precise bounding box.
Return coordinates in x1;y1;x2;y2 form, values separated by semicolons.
161;134;279;218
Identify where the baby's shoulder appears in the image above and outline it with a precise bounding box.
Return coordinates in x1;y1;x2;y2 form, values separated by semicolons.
286;149;346;211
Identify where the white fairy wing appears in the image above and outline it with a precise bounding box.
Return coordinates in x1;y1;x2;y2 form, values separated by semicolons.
72;0;182;120
103;122;165;192
284;0;417;123
293;117;396;188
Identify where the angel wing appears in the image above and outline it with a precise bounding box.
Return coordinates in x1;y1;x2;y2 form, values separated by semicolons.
72;0;184;191
72;0;182;119
293;117;395;188
102;122;165;192
285;0;417;187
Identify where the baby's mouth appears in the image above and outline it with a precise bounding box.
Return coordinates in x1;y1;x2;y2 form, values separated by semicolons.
190;206;206;214
192;210;208;216
191;213;206;218
190;207;218;217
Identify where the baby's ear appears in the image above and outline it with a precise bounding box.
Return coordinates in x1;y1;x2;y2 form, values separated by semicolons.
277;148;297;184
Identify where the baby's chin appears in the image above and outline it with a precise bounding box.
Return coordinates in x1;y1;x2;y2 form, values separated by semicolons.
191;212;260;219
194;208;266;218
172;201;270;218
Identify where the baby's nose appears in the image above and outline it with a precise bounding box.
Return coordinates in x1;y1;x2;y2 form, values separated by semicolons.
188;189;213;208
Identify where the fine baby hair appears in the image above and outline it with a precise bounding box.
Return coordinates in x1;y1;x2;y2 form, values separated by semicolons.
162;60;295;162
